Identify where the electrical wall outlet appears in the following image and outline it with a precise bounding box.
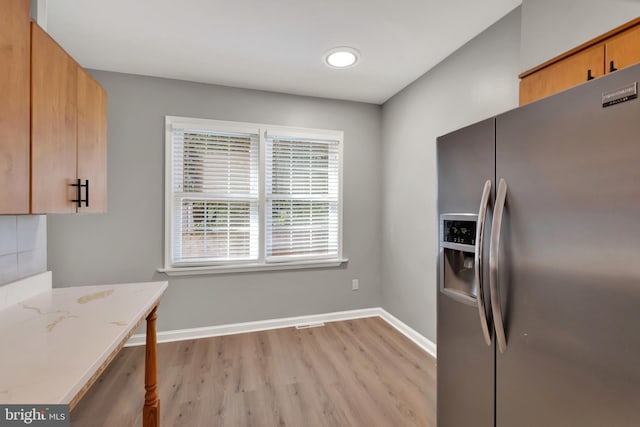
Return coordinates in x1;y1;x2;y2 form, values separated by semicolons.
352;279;359;290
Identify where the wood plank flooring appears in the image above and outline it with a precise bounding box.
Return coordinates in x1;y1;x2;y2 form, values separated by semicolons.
71;316;436;427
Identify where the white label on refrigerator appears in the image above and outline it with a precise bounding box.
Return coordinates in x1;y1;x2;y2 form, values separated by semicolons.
602;82;638;108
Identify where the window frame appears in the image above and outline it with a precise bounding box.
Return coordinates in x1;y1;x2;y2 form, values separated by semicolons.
162;116;346;275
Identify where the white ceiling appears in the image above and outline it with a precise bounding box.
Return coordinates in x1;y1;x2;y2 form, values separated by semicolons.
46;0;521;104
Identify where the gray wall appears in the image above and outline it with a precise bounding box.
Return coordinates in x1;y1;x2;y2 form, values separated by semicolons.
47;72;382;332
37;1;638;341
380;8;521;342
0;216;47;286
521;0;640;71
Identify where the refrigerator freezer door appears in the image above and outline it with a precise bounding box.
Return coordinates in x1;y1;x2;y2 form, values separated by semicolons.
437;118;495;427
495;64;640;427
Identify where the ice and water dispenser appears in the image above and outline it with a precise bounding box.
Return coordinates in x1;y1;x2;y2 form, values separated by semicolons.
439;214;479;305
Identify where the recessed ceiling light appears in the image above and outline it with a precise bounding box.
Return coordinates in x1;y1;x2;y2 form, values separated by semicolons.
325;47;359;68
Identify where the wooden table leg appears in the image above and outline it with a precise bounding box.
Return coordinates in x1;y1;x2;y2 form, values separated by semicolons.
143;305;160;427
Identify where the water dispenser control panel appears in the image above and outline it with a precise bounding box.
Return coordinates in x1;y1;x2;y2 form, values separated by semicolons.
439;213;479;306
443;219;476;246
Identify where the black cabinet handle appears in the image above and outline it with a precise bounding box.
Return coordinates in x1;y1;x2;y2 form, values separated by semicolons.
71;178;82;207
587;69;594;81
610;60;618;72
70;179;89;208
85;179;89;208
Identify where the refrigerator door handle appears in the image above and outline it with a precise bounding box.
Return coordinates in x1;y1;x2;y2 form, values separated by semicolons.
475;180;492;346
490;178;508;353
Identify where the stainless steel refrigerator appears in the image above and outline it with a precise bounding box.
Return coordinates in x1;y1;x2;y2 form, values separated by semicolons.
437;62;640;426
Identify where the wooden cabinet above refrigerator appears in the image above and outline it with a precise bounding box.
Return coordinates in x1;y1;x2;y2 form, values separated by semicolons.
519;17;640;106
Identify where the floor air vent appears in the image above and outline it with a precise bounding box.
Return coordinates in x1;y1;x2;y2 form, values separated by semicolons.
295;322;325;329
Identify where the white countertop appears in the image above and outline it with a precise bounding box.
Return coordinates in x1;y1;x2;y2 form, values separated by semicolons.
0;280;168;406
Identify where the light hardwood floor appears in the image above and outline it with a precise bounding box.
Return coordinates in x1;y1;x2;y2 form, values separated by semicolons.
71;317;436;427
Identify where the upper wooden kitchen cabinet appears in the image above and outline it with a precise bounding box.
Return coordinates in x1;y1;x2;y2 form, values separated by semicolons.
77;68;108;213
0;0;30;214
31;23;107;214
519;17;640;105
605;24;640;72
519;45;605;106
31;23;78;214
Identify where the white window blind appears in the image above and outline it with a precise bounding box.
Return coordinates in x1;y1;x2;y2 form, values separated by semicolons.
265;135;340;260
171;127;259;264
165;116;344;273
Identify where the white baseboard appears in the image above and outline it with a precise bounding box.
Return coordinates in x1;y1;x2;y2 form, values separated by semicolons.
126;307;437;358
126;307;380;346
378;309;437;358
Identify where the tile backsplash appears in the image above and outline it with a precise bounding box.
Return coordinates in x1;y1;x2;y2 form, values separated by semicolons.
0;216;47;286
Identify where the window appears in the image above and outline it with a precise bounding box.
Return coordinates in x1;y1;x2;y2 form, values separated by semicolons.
163;117;344;274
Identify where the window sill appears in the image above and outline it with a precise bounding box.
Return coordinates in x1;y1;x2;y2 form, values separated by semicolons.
157;258;349;276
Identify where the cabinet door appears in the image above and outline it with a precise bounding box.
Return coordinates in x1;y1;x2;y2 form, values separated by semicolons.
0;0;30;214
77;68;107;213
519;45;605;105
31;23;78;214
606;24;640;72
